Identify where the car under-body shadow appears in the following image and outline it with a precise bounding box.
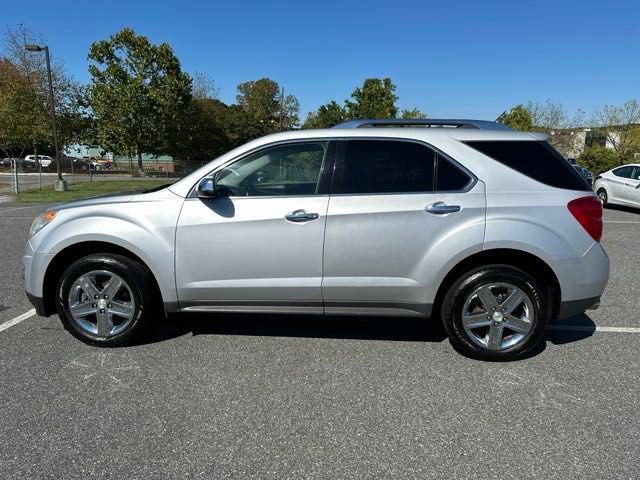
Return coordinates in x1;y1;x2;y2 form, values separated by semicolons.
133;312;597;359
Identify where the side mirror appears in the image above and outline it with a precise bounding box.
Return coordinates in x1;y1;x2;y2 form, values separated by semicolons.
196;176;226;198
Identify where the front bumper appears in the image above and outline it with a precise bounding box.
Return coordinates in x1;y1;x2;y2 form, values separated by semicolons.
26;291;47;317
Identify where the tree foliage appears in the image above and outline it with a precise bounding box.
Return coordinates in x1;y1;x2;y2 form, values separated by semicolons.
592;99;640;161
303;100;347;128
497;105;533;131
236;78;299;134
0;25;84;160
303;78;425;129
0;59;49;158
578;144;623;176
345;78;398;119
88;28;192;171
401;108;427;119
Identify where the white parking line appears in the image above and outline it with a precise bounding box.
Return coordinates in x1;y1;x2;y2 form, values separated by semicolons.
603;220;640;224
548;325;640;333
0;309;36;333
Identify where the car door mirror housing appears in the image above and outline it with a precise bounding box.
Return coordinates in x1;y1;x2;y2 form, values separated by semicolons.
196;176;228;198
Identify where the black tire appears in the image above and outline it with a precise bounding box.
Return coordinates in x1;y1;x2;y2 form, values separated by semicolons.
597;188;608;207
440;265;548;361
56;253;157;347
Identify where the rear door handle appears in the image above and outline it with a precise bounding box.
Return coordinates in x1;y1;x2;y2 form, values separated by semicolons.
285;209;319;222
426;202;461;215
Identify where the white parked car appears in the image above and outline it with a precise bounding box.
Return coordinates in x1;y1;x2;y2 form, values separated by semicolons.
24;155;53;168
594;164;640;209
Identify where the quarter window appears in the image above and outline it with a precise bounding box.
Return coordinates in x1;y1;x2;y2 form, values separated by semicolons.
465;140;590;191
436;154;472;191
216;142;327;196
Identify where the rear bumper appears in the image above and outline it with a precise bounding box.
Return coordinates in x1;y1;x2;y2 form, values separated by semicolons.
557;296;600;320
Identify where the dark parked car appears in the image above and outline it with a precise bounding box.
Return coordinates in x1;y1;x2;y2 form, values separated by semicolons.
567;158;593;185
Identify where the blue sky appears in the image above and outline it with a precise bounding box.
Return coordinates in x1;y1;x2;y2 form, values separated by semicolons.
2;0;638;121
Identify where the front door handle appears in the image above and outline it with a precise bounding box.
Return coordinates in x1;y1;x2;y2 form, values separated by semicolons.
426;202;461;215
285;209;319;222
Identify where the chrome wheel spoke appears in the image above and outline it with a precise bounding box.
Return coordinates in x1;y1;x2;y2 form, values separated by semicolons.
477;286;499;312
500;290;524;315
96;310;114;337
77;275;101;299
109;300;134;320
462;312;492;329
486;322;504;350
102;276;123;300
505;316;531;335
69;300;96;317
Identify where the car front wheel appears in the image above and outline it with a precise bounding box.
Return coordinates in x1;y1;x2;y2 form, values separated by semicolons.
440;266;548;360
56;254;157;346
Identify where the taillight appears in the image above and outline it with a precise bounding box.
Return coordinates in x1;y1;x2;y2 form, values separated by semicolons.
567;196;603;242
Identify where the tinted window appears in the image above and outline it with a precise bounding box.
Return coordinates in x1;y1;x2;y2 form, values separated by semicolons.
465;140;590;191
436;154;471;191
216;142;326;196
335;140;435;194
613;166;634;179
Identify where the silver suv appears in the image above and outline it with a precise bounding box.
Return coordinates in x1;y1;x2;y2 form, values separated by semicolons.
23;119;609;360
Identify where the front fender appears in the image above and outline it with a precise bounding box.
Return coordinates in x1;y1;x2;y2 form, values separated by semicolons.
27;196;182;304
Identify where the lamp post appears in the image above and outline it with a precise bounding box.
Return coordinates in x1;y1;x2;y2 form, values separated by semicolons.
25;44;67;191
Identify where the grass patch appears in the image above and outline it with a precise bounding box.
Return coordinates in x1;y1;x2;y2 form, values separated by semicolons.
16;179;175;203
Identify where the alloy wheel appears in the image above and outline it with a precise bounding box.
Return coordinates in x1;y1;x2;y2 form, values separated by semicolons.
66;270;136;338
461;282;535;351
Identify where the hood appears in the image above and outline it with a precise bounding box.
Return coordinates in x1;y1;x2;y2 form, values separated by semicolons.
54;191;139;212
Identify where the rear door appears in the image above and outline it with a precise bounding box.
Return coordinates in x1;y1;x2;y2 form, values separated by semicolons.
626;166;640;206
322;139;486;317
609;166;635;203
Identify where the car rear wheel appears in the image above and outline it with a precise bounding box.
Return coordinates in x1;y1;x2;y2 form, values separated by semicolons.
56;254;157;347
440;266;548;360
597;188;608;206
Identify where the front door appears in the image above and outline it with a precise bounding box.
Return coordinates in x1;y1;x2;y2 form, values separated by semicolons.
175;141;333;313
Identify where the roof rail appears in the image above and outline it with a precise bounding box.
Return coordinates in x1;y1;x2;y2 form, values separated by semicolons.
332;118;513;131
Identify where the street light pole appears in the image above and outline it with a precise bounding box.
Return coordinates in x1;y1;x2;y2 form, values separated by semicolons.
25;44;67;191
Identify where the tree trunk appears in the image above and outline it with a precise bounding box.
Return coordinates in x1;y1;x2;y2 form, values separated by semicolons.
137;150;144;174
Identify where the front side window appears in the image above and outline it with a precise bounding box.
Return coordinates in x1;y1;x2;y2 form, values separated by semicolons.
334;140;435;194
613;166;634;179
216;142;327;196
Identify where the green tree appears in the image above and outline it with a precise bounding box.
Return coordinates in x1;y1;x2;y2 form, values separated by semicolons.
497;105;533;131
236;78;299;134
593;99;640;161
345;78;398;119
1;25;84;162
88;28;192;172
0;58;49;158
578;144;621;176
401;108;427;119
303;100;347;128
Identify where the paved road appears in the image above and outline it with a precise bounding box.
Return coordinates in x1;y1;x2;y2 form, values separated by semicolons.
0;202;639;479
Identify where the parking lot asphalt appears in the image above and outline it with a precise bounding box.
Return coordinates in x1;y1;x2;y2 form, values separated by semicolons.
1;202;639;479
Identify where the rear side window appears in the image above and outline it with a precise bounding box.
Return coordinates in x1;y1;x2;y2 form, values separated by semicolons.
613;166;634;179
465;140;590;191
335;140;435;194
